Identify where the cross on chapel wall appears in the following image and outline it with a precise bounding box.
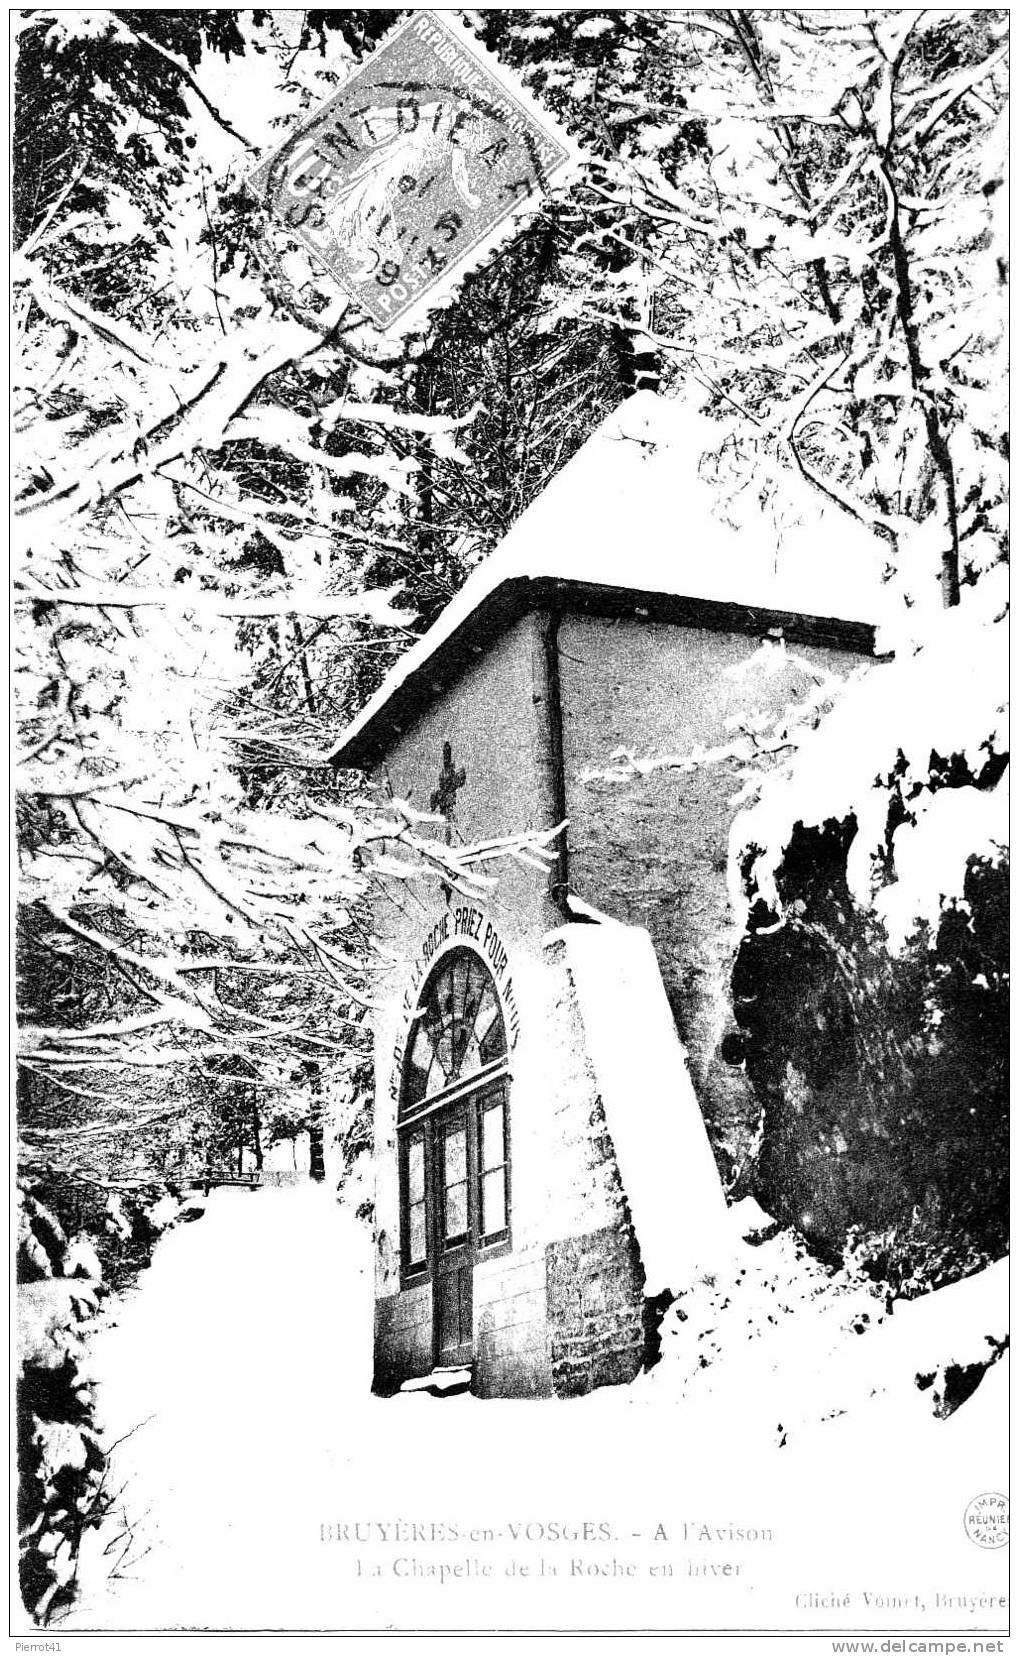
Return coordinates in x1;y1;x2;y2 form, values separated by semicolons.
430;740;467;823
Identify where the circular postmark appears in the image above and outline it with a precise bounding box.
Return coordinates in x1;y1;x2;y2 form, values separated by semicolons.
249;10;576;331
964;1492;1009;1549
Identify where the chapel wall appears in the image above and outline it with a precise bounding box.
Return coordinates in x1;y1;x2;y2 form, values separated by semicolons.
473;1245;551;1397
363;603;653;1392
369;608;560;932
367;615;586;1392
545;1221;645;1397
370;928;648;1395
557;615;871;1185
482;936;646;1398
363;606;868;1395
467;938;648;1399
373;1282;432;1394
368;613;559;1322
535;934;646;1396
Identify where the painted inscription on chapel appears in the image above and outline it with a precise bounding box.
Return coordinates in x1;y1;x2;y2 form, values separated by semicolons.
248;10;575;329
389;906;520;1107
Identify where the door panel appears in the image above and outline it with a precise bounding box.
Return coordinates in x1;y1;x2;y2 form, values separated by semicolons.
422;1080;512;1369
441;1122;469;1240
436;1259;473;1366
434;1107;474;1366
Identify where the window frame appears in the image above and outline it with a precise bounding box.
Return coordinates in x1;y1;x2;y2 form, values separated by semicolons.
397;948;512;1288
398;1123;429;1278
477;1087;510;1247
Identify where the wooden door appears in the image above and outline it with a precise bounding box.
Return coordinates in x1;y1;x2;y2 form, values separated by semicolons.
433;1103;474;1367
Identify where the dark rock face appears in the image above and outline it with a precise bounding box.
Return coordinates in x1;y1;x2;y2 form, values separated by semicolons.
733;817;1008;1287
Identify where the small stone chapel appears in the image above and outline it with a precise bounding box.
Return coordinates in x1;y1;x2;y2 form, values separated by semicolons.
330;392;888;1399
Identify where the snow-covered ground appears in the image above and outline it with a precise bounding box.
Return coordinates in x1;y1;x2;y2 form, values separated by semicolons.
48;1185;1008;1637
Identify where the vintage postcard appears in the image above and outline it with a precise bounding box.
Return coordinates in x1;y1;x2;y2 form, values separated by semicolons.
13;5;1009;1645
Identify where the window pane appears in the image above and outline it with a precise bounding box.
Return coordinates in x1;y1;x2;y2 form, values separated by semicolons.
443;1125;467;1186
464;957;487;1026
452;953;470;1026
474;986;498;1044
459;1037;482;1078
408;1199;426;1263
482;1103;504;1172
407;1134;425;1202
435;966;454;1028
477;987;507;1063
482;1168;506;1237
451;955;471;1071
445;1180;468;1238
434;1026;455;1085
404;1023;431;1104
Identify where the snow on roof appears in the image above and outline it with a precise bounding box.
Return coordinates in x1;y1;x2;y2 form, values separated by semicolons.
332;390;891;766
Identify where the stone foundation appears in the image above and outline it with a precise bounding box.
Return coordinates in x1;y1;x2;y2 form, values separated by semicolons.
546;1222;646;1398
373;1283;432;1394
474;1246;553;1398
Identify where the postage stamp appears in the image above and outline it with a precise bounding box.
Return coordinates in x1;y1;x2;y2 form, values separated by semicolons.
247;10;581;332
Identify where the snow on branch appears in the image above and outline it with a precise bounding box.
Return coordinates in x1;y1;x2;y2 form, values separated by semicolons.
14;575;413;627
16;257;178;374
318;397;487;438
98;12;256;152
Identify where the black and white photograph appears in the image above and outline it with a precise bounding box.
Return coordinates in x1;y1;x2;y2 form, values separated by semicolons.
12;5;1009;1641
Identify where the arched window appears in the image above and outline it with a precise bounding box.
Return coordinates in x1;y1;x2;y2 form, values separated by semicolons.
397;948;511;1366
401;948;508;1113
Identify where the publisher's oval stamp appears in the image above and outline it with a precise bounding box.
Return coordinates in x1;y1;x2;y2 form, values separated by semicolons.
964;1492;1009;1549
248;9;579;332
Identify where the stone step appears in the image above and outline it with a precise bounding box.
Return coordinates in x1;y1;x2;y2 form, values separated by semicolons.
399;1365;473;1398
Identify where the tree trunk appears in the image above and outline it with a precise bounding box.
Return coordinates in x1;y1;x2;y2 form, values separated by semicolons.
885;171;961;609
291;617;316;713
308;1109;325;1182
303;1057;326;1181
250;1089;264;1174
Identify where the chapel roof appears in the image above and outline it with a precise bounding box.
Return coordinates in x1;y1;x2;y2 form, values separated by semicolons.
330;391;891;769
